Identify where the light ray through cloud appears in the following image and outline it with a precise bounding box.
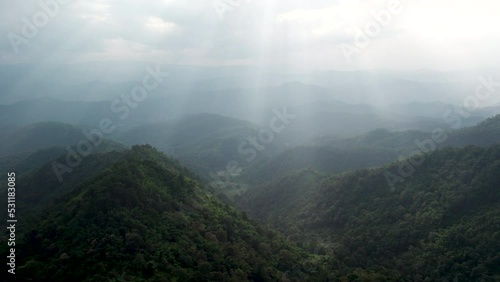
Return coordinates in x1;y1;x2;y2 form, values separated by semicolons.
1;0;498;71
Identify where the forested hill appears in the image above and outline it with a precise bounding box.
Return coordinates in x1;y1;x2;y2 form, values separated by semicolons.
0;122;87;157
1;145;316;281
241;114;500;184
238;145;500;281
445;114;500;147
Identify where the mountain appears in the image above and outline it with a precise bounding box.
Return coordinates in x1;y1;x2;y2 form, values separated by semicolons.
0;98;114;127
1;145;318;281
114;114;291;179
238;145;500;280
0;122;89;156
321;114;500;156
445;115;500;147
1;84;492;139
0;146;66;179
3;64;492;107
2;63;500;280
0;121;125;182
0;122;126;225
239;115;500;185
240;146;397;184
1;147;128;222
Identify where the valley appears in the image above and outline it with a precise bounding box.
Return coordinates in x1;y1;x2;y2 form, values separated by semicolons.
1;100;499;280
2;2;500;278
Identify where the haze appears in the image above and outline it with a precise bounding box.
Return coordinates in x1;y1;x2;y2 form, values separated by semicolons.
2;1;500;280
1;0;499;70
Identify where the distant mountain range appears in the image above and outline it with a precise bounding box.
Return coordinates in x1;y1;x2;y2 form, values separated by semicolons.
2;63;498;105
0;111;499;280
2;113;500;185
239;114;500;184
0;90;490;143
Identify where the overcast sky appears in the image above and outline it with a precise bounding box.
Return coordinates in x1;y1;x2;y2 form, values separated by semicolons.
1;0;499;71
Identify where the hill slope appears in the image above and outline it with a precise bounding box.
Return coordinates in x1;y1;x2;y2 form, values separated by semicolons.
0;122;90;157
241;146;396;184
238;146;500;280
1;146;317;281
114;114;290;179
241;114;500;184
446;115;500;147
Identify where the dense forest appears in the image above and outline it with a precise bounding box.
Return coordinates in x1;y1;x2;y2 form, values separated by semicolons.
238;146;500;281
0;113;499;281
1;146;316;281
2;2;500;280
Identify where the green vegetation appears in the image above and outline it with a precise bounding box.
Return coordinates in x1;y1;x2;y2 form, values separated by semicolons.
240;114;500;186
241;146;396;184
446;115;500;147
0;139;125;179
114;114;287;179
0;122;125;183
1;146;314;281
1;115;500;281
0;122;86;156
238;145;500;280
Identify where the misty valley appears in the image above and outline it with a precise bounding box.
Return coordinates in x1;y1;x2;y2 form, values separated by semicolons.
0;65;499;281
2;1;500;281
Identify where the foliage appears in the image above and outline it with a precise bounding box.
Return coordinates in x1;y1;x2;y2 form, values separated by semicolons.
239;145;500;280
241;146;396;184
1;146;314;281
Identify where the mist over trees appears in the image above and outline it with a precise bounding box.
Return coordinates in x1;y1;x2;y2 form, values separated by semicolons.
2;1;500;281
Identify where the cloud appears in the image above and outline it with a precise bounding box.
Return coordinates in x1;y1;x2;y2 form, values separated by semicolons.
0;0;499;70
145;17;177;34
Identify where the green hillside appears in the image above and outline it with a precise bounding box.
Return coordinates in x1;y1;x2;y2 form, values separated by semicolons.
114;114;288;179
0;139;125;179
1;146;317;281
1;115;499;281
330;114;500;152
239;114;500;186
238;145;500;281
241;146;396;184
446;115;500;147
0;122;91;156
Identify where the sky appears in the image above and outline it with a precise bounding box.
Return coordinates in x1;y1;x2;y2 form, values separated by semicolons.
1;0;500;71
